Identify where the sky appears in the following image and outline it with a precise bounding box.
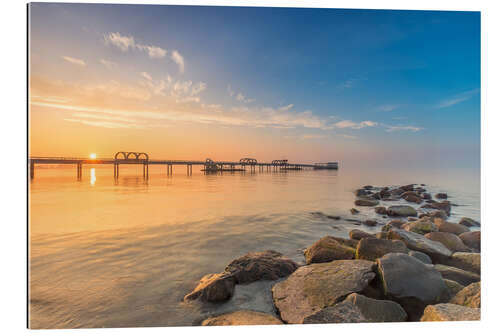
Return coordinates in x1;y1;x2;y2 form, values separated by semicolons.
29;3;480;169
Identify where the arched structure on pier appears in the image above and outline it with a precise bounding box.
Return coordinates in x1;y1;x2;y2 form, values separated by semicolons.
272;159;288;166
239;157;257;165
114;151;149;161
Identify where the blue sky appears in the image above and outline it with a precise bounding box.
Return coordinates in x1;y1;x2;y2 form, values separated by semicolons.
29;3;480;168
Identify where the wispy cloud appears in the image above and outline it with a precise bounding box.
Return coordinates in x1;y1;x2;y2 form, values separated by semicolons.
171;50;185;73
383;124;423;132
333;120;378;129
435;88;479;109
139;72;206;104
337;77;366;89
227;86;255;103
377;104;399;112
137;44;167;59
103;32;169;59
279;104;294;111
99;59;117;69
61;56;86;67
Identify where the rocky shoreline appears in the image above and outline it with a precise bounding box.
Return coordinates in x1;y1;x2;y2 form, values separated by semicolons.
183;183;481;325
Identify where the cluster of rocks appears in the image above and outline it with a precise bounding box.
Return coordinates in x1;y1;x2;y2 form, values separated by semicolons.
183;183;480;325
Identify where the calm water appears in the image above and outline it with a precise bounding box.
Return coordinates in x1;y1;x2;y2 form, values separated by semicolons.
29;164;480;328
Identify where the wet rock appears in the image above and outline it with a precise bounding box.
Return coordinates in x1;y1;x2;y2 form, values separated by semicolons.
425;232;471;253
459;231;480;251
355;199;379;207
450;282;480;308
387;205;418;217
459;217;480;228
422;193;431;200
408;250;432;264
356;238;408;261
363;219;378;227
381;220;405;232
304;236;355;264
225;250;298;284
349;229;376;240
421;201;451;216
444;279;465;300
184;272;235;302
420;303;480;321
201;310;283;326
388;229;452;262
434;264;480;286
376;253;447;320
439;252;480;274
302;301;367;324
355;189;370;197
403;220;438;235
435;219;470;235
399;184;415;192
344;293;407;322
429;210;448;220
407;217;418;221
376;231;389;239
272;260;376;324
350;208;360;215
403;193;423;204
363;185;374;190
435;193;448;199
374;206;387;215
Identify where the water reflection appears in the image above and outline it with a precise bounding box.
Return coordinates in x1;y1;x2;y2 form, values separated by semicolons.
90;168;96;186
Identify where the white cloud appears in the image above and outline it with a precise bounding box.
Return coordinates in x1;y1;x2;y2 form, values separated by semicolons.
333;120;378;129
104;32;135;51
233;91;255;103
279;104;294;111
435;88;479;109
383;125;423;132
171;50;185;73
227;85;235;97
99;59;117;69
141;72;152;81
137;44;167;59
61;56;85;67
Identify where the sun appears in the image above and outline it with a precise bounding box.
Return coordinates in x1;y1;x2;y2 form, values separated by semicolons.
89;153;97;159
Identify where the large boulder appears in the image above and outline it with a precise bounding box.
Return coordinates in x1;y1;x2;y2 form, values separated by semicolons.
304;236;355;264
420;303;480;321
424;232;471;253
403;193;423;204
349;229;375;240
408;250;432;264
434;265;480;286
439;252;480;274
302;302;367;324
403;220;438;235
444;279;465;300
355;199;379;207
435;219;470;235
459;217;480;228
272;260;376;324
387;205;418;217
450;282;480;308
459;231;480;251
374;206;387;215
356;238;408;261
201;310;283;326
376;253;447;320
381;220;405;232
225;250;298;284
328;236;359;248
421;201;451;216
342;293;407;322
388;229;452;263
184;272;235;302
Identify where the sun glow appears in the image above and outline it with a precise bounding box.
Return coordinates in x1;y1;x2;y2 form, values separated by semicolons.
89;153;97;159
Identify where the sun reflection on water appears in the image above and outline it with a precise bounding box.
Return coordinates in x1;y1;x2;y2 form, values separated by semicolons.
90;168;96;186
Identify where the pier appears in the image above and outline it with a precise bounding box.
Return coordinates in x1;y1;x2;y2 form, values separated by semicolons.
28;152;338;180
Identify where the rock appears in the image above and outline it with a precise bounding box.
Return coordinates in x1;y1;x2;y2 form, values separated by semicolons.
350;208;360;215
459;217;480;228
328;236;359;248
450;282;480;308
376;253;447;320
355;189;370;197
408;250;432;264
363;185;374;190
376;231;389;239
355;199;379;207
435;193;448;199
302;301;367;324
304;236;355;264
444;279;465;299
356;238;408;261
381;220;405;232
403;193;423;204
422;193;431;200
425;232;471;253
399;184;415;192
435;219;469;235
459;231;480;251
342;293;407;322
387;205;418;217
407;217;418;221
374;206;387;215
201;310;283;325
428;210;448;220
421;201;451;215
434;265;480;286
420;303;480;321
184;272;235;302
349;229;376;240
390;188;405;196
403;220;438;235
272;260;376;324
439;252;480;274
388;229;452;262
363;219;378;227
225;250;298;284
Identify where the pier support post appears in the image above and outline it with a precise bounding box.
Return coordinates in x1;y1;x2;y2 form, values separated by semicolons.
114;163;119;178
77;163;82;180
30;161;35;179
